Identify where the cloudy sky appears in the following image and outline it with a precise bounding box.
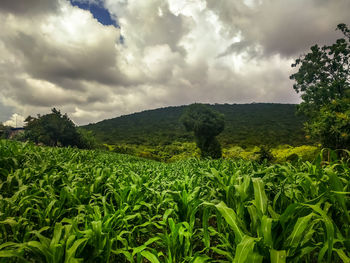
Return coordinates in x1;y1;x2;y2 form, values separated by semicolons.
0;0;349;126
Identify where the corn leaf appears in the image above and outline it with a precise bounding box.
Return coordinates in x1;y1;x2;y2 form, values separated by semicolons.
233;235;257;263
215;201;244;243
270;249;286;263
252;178;268;215
141;250;160;263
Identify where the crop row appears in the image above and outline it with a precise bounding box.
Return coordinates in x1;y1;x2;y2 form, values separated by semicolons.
0;140;349;262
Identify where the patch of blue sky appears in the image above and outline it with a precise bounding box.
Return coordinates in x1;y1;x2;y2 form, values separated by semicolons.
69;0;119;27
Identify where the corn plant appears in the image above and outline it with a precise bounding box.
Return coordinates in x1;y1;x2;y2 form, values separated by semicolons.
0;140;349;262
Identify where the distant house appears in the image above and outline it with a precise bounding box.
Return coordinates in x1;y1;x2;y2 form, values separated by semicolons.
9;127;25;139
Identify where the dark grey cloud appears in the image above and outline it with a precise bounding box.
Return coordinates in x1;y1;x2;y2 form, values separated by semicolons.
3;31;128;88
207;0;350;58
0;101;14;124
0;0;348;125
0;0;59;15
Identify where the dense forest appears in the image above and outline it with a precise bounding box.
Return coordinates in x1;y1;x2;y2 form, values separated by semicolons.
83;103;308;147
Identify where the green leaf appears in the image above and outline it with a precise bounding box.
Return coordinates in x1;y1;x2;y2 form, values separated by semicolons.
328;171;350;224
247;252;263;263
233;235;257;263
50;223;63;247
26;241;51;260
234;175;251;202
252;178;268;215
111;249;133;262
0;242;21;250
333;248;350;263
192;255;210;263
247;205;258;232
163;209;174;222
132;237;160;256
215;201;244;243
210;247;234;262
141;250;160;263
299;246;317;259
303;203;334;263
260;216;273;248
270;249;286;263
286;213;313;248
0;250;27;262
65;238;88;263
0;218;18;226
202;207;210;248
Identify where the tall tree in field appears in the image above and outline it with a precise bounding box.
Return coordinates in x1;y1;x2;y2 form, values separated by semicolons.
180;103;224;158
290;23;350;149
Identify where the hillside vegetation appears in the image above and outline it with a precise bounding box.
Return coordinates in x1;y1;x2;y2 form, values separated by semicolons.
1;140;349;262
83;103;308;147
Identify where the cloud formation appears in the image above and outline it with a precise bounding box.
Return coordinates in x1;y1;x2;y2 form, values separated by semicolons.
0;0;349;125
0;0;59;15
207;0;350;57
3;113;25;128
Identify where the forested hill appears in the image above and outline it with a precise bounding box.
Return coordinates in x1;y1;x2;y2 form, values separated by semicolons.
82;103;309;147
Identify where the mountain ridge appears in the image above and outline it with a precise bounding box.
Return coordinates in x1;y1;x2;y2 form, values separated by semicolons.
82;103;309;147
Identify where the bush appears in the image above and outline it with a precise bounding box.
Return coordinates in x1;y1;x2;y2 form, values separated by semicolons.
256;145;274;163
272;145;319;162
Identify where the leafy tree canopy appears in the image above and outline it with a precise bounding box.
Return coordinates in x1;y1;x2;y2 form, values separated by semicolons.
180;103;224;158
181;103;225;137
290;23;350;117
24;108;93;148
290;24;350;150
305;99;350;149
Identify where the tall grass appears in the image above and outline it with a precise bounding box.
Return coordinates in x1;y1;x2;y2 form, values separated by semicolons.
0;140;349;262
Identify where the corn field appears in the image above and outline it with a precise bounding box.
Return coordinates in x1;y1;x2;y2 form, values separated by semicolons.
0;140;350;262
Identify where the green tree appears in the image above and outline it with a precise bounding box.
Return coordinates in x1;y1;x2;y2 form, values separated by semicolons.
25;108;91;148
180;103;224;158
0;123;11;139
290;23;350;149
305;99;350;149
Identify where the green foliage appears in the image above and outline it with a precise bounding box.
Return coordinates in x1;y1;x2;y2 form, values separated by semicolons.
77;128;97;149
256;145;274;163
112;144;136;155
290;24;350;116
106;142;200;162
83;103;308;147
0;124;11;139
103;142;318;163
180;104;224;138
0;140;350;262
24;108;90;149
290;23;350;149
306;99;350;149
271;145;319;163
223;145;319;163
180;103;224;158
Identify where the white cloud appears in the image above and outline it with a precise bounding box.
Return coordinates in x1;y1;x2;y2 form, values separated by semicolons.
0;0;349;125
3;114;25;128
